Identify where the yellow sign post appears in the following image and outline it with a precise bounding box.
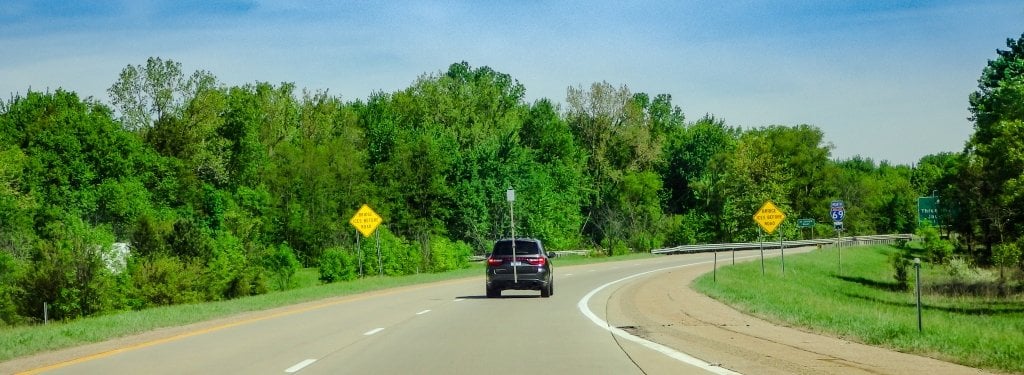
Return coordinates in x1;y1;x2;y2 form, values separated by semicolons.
349;204;384;277
753;200;786;234
753;200;787;275
349;204;383;237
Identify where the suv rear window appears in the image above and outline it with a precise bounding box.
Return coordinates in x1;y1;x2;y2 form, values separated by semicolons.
491;240;541;256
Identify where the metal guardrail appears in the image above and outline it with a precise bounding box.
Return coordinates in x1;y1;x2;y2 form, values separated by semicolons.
469;234;912;260
650;234;913;255
552;250;593;257
470;249;593;262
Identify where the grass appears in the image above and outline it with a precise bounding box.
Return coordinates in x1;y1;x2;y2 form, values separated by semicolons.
0;251;654;363
693;245;1024;374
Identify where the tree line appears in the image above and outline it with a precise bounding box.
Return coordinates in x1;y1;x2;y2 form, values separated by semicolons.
1;33;1021;324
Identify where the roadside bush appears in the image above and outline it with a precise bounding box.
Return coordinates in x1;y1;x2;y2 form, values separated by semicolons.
916;222;953;263
318;246;357;283
377;227;421;276
428;236;471;273
663;214;695;246
204;232;266;300
128;253;204;308
0;252;26;326
607;240;630;256
945;256;995;284
17;220;120;321
264;243;300;291
889;251;912;291
992;242;1022;281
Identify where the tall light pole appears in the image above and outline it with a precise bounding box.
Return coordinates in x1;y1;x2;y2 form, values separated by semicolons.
507;187;517;284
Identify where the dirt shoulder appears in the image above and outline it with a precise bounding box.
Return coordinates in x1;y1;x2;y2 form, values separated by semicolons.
605;258;996;375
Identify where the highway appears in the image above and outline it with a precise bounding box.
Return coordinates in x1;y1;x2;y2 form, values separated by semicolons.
19;251;742;375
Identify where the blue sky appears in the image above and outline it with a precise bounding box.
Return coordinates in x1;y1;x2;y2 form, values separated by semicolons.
1;1;1021;165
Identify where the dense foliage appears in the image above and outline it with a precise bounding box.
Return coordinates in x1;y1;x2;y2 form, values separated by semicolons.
2;33;1022;325
915;33;1024;271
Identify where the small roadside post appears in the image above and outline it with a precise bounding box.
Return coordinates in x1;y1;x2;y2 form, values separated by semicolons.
759;228;765;275
356;229;362;277
507;187;517;284
779;223;785;275
914;258;922;333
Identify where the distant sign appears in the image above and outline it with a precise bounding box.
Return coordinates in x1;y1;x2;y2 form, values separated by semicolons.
918;196;939;225
753;201;786;234
349;204;383;237
797;218;815;228
830;200;845;222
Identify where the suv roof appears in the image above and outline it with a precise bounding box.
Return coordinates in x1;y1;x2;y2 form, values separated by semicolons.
491;238;543;256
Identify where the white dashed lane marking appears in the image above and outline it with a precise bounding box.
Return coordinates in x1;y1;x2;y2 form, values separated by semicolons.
285;359;317;373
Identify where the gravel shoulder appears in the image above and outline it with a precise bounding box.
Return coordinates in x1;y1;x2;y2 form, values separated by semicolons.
604;258;996;375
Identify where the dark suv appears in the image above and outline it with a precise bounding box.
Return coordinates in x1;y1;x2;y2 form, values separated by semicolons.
485;238;555;298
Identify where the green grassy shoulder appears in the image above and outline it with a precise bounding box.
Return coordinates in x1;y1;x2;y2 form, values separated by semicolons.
692;245;1024;374
0;252;652;362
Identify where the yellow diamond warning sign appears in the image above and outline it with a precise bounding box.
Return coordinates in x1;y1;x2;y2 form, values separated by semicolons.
753;200;786;234
349;204;383;237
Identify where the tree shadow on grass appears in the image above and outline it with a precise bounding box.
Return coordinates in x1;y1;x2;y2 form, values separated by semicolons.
835;275;907;292
841;292;1024;316
835;275;1024;316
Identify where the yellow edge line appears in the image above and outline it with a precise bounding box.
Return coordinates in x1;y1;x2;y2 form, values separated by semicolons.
18;278;475;374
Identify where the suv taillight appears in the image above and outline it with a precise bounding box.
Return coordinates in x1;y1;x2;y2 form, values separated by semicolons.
487;258;503;266
527;257;546;266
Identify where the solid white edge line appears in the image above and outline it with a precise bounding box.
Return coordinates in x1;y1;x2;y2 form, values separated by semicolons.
285;359;317;373
577;259;746;375
363;328;385;336
416;309;431;315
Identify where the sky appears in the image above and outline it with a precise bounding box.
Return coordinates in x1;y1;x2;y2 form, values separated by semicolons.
1;0;1021;165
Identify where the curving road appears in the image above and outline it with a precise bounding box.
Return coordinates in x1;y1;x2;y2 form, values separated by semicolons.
5;248;988;375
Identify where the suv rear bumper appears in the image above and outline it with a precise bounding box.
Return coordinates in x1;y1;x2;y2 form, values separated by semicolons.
487;272;550;290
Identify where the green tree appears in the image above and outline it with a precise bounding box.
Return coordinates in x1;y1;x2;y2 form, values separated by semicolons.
108;57;217;132
566;83;680;250
0;146;36;259
1;90;157;239
712;128;791;241
965;33;1024;251
992;241;1021;281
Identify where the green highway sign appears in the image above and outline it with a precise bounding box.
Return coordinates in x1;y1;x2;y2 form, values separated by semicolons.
918;196;939;225
797;218;815;228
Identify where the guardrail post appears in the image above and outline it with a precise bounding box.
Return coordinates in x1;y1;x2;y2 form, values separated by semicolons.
779;230;785;275
759;228;765;276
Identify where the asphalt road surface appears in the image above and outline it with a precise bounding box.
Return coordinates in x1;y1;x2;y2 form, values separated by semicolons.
4;248;990;375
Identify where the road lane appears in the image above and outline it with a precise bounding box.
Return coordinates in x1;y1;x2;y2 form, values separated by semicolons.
12;251;757;374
